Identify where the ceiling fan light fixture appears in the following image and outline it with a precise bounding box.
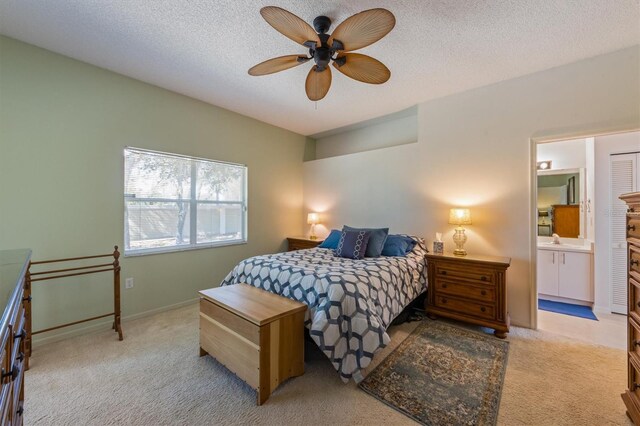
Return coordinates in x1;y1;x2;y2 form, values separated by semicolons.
249;7;395;101
312;15;332;34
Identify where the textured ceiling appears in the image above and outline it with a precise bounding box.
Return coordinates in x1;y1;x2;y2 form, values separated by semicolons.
1;1;639;136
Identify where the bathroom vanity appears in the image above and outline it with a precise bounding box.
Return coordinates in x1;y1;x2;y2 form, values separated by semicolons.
537;238;594;304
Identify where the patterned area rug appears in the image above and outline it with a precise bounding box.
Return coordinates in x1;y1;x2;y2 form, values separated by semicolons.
360;320;509;426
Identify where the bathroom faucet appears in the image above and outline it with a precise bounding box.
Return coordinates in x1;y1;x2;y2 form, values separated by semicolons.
552;233;560;244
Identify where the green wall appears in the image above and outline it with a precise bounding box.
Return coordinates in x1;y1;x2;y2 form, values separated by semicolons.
0;36;308;343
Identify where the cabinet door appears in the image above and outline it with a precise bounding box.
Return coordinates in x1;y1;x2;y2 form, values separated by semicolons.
558;251;593;302
537;250;559;296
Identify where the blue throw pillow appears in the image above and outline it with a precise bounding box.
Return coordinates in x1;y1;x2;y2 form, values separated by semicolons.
335;230;371;260
343;226;389;257
319;229;341;249
382;235;417;256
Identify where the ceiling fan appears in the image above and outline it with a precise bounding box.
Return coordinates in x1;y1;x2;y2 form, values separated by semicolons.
248;7;395;101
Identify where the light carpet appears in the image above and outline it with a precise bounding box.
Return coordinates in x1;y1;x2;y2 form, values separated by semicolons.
25;304;630;425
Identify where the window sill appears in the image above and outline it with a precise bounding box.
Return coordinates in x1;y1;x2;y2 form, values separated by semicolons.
124;239;247;257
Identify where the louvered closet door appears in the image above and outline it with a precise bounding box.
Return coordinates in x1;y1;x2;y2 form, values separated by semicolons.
610;153;638;314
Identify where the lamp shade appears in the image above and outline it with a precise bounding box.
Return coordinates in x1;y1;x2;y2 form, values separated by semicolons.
448;208;472;225
307;213;320;225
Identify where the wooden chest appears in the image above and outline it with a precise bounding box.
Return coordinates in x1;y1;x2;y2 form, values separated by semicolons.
620;191;640;424
199;284;306;405
425;252;511;338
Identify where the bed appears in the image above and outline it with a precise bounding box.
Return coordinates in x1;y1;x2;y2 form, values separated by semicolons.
220;236;427;382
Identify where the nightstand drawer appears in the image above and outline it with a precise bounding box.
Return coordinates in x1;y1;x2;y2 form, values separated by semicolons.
287;237;323;251
434;279;496;303
433;295;495;320
435;264;494;285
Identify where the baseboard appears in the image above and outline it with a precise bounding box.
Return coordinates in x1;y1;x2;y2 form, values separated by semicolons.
123;298;199;323
32;298;199;348
593;304;612;314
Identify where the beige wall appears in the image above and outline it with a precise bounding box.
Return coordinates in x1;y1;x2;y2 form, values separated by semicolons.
537;138;587;170
0;36;307;342
314;111;418;160
305;45;640;328
303;143;422;239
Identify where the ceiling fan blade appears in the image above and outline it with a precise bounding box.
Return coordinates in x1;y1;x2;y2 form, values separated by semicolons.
260;6;321;47
332;53;390;84
248;55;310;76
305;66;332;101
328;8;395;52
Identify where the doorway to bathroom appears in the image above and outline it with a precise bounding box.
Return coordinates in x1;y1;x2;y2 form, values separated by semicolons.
534;131;639;348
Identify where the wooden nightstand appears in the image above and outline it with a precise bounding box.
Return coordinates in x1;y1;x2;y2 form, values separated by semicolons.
425;252;511;338
286;237;324;251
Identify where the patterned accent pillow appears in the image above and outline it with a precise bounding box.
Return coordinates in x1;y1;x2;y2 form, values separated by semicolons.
335;230;371;260
343;226;389;257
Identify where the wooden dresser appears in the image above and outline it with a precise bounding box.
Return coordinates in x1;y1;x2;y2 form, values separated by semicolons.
620;191;640;424
425;252;511;338
286;237;323;251
0;249;30;425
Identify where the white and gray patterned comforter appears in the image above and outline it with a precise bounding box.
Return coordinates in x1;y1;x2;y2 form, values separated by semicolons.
220;238;427;382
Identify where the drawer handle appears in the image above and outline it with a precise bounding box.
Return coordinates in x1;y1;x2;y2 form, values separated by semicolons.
16;353;24;362
22;295;31;303
441;298;447;304
480;307;486;313
632;260;640;267
2;365;19;382
16;406;23;416
629;224;637;231
442;284;448;289
481;290;487;296
634;383;640;391
441;271;447;275
634;340;640;347
14;330;24;340
481;276;487;281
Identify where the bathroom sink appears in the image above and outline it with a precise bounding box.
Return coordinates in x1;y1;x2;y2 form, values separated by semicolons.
538;242;589;250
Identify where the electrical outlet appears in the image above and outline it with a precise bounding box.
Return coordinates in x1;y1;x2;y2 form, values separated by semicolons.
125;278;134;289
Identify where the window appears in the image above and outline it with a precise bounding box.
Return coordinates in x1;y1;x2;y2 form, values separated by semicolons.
124;148;247;256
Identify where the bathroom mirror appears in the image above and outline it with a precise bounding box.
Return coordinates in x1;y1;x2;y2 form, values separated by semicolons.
537;168;586;238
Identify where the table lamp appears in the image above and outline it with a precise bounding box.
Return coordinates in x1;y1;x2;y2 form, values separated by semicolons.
307;213;320;240
449;208;472;256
